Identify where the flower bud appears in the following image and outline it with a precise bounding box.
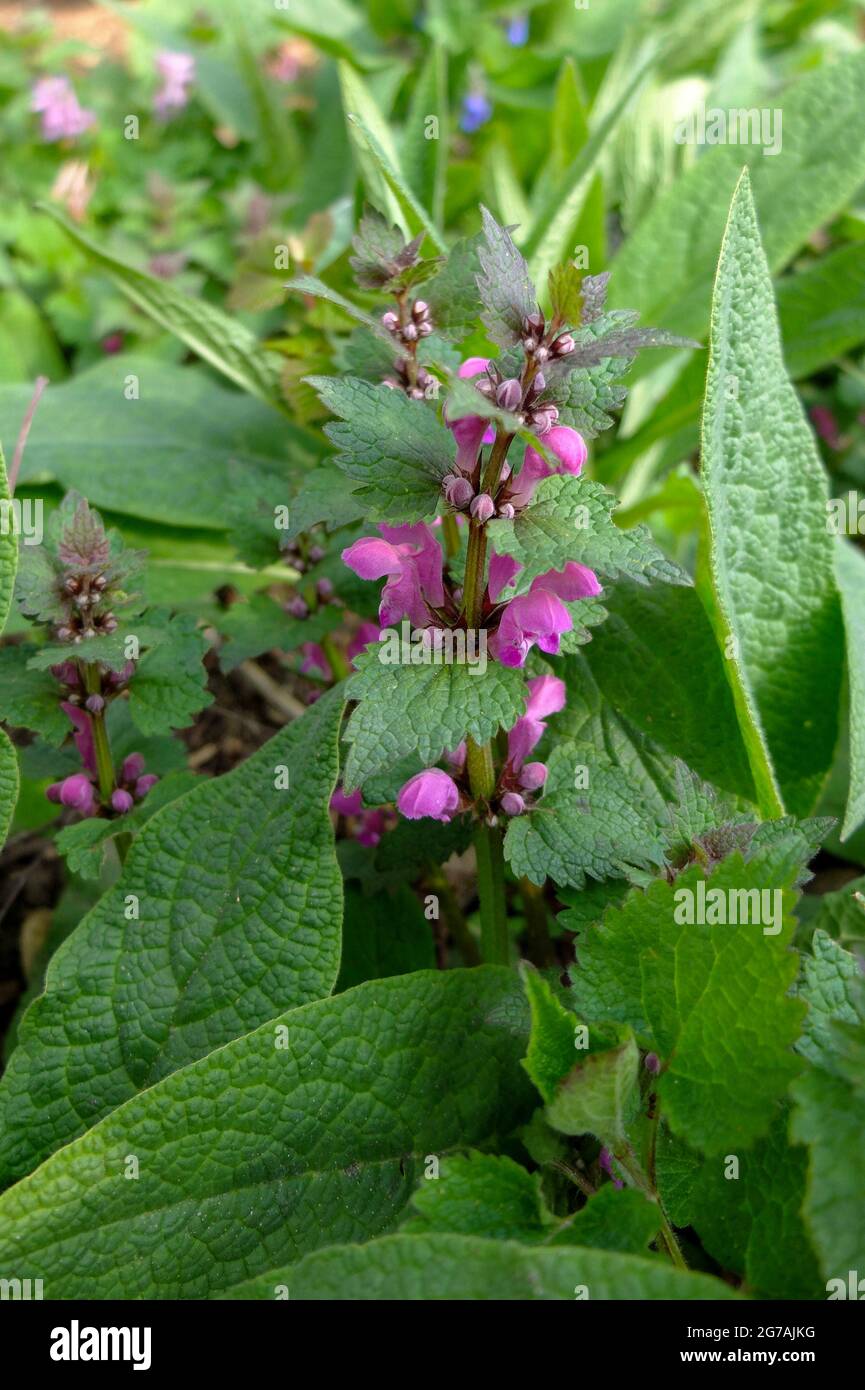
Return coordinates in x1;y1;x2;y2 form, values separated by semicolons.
497;502;515;520
85;694;105;714
111;788;134;814
500;791;525;816
381;310;399;331
519;761;547;790
416;320;433;337
286;596;308;619
308;544;325;563
122;753;145;783
443;474;474;509
412;300;429;318
316;578;334;599
135;774;159;799
470;493;495;523
496;378;522;412
644;1051;661;1075
553;333;575;357
401;321;418;342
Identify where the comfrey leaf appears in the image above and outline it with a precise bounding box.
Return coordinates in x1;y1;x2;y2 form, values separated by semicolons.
307;374;454;521
476;205;538;349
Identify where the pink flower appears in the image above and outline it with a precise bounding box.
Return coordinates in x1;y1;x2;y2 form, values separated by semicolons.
492;563;600;668
342;524;444;628
48;773;97;816
447;358;496;474
356;809;386;847
31;77;95;142
154;51;195;117
810;405;841;449
507;674;565;770
397;768;460;822
61;701;96;776
300;643;332;679
488;552;522;603
134;775;158;799
331;786;364;817
508;426;587;508
122;753;145;783
519;761;548;790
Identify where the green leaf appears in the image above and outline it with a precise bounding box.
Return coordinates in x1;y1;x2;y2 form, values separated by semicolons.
403;1152;549;1242
336;882;435;990
283;273;384;334
798;876;865;951
39;208;287;412
338;61;407;234
308;375;453;521
488;476;685;589
400;44;448;226
0;356;312;530
476;205;538;350
424;234;484;344
581;578;755;801
343;644;528;791
550;1186;660;1255
219;595;342;671
520;966;581;1104
524;53;654;288
699;171;844;818
836;542;865;841
569;850;806;1155
796;931;865;1075
54;771;200;881
778;243;865;379
791;1031;865;1283
0;969;533;1297
124;611;212;734
610;50;865;340
0;645;70;744
504;746;668;890
661;1113;823;1300
545;1029;640;1149
220;1232;737;1300
0;691;345;1187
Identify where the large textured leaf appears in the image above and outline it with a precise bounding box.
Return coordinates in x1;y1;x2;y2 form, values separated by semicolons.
569;850;806;1154
582;578;755;801
343;645;528;791
0;690;345;1187
307;375;454;521
836;543;865;841
0;356;312;529
699;171;843;818
0;969;533;1298
220;1232;736;1300
40;207;287;411
610;50;865;339
778;243;865;380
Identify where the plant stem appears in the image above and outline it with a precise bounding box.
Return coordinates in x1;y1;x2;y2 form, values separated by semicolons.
81;663;115;806
521;875;553;966
442;512;460;559
474;819;508;964
321;633;349;682
428;867;480;966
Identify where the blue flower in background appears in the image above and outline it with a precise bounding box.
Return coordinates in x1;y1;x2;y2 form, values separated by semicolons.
506;15;529;47
460;91;492;133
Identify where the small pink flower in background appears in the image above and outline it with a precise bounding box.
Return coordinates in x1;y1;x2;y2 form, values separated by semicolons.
508;425;588;508
346;621;381;667
331;787;363;817
810;404;841;449
507;674;565;771
266;38;318;83
31;76;96;143
101;332;124;355
342;524;444;628
330;784;390;847
397;768;460;822
599;1147;625;1191
299;643;332;680
154;51;195;118
60;701;96;777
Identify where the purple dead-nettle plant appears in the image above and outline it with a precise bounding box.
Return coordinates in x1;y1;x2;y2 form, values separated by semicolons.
301;206;692;962
10;492;210;856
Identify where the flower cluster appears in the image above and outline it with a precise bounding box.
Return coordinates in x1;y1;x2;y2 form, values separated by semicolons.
395;673;565;825
154;51;195;118
31;76;95;143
